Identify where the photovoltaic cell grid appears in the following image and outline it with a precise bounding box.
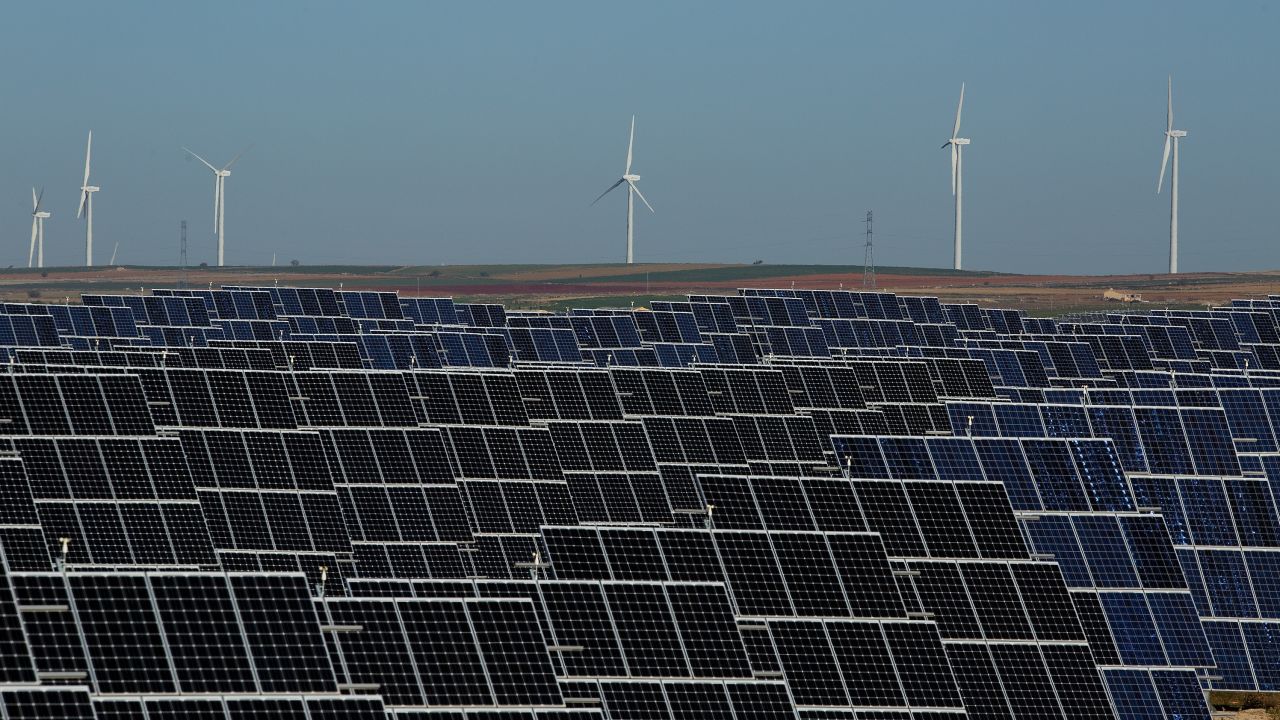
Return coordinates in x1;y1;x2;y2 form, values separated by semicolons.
10;285;1280;717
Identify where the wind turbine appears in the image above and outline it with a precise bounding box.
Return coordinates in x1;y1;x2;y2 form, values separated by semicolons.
941;83;969;270
591;116;653;264
76;131;99;267
1157;76;1188;274
29;188;49;269
184;145;250;267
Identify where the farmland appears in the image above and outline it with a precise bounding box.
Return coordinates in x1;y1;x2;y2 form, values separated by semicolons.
4;263;1279;315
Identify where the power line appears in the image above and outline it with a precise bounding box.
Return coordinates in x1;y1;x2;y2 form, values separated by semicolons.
863;210;875;290
179;220;188;289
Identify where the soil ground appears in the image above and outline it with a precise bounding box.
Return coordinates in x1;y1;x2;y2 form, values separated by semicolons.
4;263;1278;315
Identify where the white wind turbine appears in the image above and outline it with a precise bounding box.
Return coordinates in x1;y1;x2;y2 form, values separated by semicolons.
1157;76;1188;274
591;116;653;264
184;146;250;267
76;131;99;267
29;188;49;269
941;83;969;270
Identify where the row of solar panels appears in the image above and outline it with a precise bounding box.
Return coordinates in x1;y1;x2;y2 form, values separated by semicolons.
9;285;1280;719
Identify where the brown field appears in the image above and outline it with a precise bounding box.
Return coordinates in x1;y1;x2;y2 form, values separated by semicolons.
3;263;1279;315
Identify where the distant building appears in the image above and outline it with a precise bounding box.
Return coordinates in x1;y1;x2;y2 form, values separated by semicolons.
1103;288;1144;303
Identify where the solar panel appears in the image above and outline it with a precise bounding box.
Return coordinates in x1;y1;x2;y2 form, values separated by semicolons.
18;284;1280;715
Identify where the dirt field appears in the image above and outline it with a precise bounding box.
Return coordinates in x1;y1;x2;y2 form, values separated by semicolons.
3;263;1278;315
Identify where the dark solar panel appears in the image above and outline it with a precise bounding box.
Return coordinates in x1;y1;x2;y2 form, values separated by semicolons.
14;285;1280;716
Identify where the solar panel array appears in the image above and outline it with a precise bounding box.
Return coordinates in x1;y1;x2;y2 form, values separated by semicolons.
10;286;1280;718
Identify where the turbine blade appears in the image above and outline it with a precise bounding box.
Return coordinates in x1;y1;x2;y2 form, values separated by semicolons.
29;218;37;267
31;187;37;211
82;131;93;186
1157;135;1171;194
222;144;253;171
952;83;965;138
950;144;958;196
1167;76;1173;132
36;187;44;211
77;191;87;219
591;178;626;206
625;116;635;175
183;147;218;173
628;180;654;212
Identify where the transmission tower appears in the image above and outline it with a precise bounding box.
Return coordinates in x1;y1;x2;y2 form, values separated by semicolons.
179;220;188;289
862;210;875;290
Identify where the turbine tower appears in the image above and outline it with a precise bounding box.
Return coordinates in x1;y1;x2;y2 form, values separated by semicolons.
941;83;969;270
591;116;653;264
76;131;99;267
1157;76;1188;274
29;188;49;269
184;146;250;267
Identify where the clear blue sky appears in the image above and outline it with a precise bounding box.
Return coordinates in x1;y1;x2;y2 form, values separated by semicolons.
0;1;1275;274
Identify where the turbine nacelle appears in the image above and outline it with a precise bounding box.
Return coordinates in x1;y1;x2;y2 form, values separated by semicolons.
217;170;232;178
624;174;640;182
33;211;51;220
81;185;100;193
1167;130;1187;138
